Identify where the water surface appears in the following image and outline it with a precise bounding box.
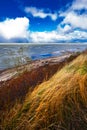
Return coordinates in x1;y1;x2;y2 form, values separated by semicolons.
0;43;87;70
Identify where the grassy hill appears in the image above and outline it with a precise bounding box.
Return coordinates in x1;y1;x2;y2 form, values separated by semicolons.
0;51;87;130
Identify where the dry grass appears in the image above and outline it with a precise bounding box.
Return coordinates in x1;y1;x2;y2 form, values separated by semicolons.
1;52;87;130
0;54;77;111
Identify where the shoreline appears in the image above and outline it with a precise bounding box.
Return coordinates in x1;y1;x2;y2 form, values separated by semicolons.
0;52;79;82
0;43;87;45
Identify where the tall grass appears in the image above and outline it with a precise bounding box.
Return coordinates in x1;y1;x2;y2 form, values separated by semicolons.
1;52;87;130
0;54;77;111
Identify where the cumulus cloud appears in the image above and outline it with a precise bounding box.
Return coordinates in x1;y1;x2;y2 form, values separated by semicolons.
57;24;72;33
71;0;87;10
59;0;87;30
24;7;57;21
62;12;87;30
29;29;87;43
0;17;29;40
29;31;66;43
0;0;87;43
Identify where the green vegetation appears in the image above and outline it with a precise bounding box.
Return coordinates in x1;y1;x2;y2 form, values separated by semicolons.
0;51;87;130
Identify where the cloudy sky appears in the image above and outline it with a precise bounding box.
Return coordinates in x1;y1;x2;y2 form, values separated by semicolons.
0;0;87;43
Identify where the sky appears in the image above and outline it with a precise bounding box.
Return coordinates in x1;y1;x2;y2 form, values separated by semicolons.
0;0;87;43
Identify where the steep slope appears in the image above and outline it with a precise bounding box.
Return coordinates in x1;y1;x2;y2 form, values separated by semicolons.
1;52;87;130
0;53;78;111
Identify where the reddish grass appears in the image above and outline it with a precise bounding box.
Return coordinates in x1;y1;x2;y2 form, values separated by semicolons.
0;53;79;110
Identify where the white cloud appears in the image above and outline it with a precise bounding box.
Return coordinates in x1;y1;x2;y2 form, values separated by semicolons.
29;0;87;43
57;24;72;33
0;0;87;43
29;27;87;43
24;7;57;21
63;24;72;32
0;17;29;39
29;31;67;43
62;12;87;30
71;0;87;10
59;0;87;31
29;30;86;43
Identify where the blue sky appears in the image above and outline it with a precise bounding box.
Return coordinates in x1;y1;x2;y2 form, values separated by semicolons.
0;0;87;43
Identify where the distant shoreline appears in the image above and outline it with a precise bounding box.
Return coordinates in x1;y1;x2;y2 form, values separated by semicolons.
0;44;86;71
0;52;80;82
0;42;87;45
0;51;75;71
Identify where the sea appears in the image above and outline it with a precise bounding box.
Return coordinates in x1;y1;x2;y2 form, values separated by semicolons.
0;43;87;70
